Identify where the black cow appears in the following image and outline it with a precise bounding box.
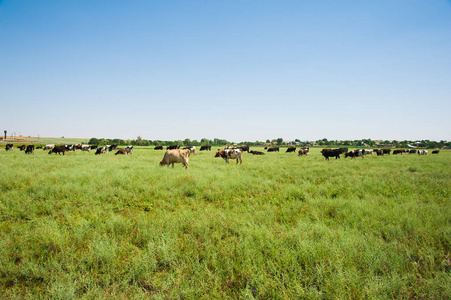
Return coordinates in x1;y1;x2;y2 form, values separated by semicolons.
432;150;440;154
25;145;35;154
95;146;108;155
115;149;128;155
286;147;296;153
200;145;211;151
345;149;364;159
375;150;383;156
250;150;265;155
109;145;118;151
18;145;26;151
393;149;404;155
382;149;391;155
90;145;98;150
267;147;279;152
338;148;348;154
322;149;341;160
167;145;180;150
238;146;250;153
5;144;13;151
49;146;66;155
154;145;164;150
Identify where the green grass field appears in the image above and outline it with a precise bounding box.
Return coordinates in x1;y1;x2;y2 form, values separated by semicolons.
1;147;450;299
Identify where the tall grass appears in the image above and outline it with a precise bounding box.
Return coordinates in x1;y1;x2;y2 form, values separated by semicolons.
0;148;450;298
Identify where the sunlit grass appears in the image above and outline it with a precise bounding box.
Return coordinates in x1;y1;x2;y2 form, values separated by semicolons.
0;147;450;298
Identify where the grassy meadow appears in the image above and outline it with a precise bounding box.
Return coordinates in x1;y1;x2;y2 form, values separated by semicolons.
0;146;450;299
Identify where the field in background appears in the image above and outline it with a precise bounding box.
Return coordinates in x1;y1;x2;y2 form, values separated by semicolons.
0;137;89;145
1;147;450;299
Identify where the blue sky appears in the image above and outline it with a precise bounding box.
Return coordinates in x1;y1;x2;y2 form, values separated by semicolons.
1;1;450;142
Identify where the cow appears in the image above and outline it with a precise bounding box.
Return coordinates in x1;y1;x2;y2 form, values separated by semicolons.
65;145;76;152
250;150;265;155
90;145;98;150
124;146;134;154
25;145;35;154
200;145;211;151
345;149;365;159
215;148;243;164
18;145;26;151
286;147;296;153
267;147;279;152
109;145;118;151
183;146;197;155
382;149;391;155
321;149;341;160
393;149;404;155
43;144;55;151
5;144;13;151
362;149;373;155
375;149;384;156
115;149;128;155
95;146;108;155
417;150;428;156
167;145;180;150
154;145;164;150
238;146;250;153
160;149;190;169
432;150;440;154
48;146;66;155
338;148;349;154
81;145;91;152
298;148;309;156
409;149;417;154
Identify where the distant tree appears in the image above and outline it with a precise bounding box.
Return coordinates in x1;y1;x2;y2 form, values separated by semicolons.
88;138;99;145
184;138;191;146
276;138;284;145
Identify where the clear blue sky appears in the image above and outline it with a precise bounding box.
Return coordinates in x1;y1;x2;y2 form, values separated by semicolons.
1;1;450;142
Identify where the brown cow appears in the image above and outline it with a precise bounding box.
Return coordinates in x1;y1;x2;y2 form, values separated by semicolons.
48;146;66;155
115;149;128;155
160;149;190;169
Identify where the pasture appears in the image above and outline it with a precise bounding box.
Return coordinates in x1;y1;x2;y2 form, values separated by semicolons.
1;147;450;299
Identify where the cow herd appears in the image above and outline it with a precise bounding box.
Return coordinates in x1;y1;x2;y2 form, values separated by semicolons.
4;143;441;169
5;144;134;156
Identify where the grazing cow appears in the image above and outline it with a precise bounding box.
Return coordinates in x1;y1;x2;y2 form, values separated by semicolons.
183;146;197;155
167;145;180;150
238;146;250;153
36;146;43;149
382;149;391;155
417;150;428;156
215;148;243;164
338;148;349;154
160;149;190;169
115;149;128;155
90;145;98;150
74;144;82;150
200;145;211;151
408;149;416;154
286;147;296;153
375;149;384;156
25;145;35;154
250;150;265;155
362;149;373;155
321;149;341;160
124;146;134;154
345;149;365;159
81;145;91;152
95;146;108;155
48;146;66;155
5;144;13;151
18;145;26;151
432;150;440;154
109;145;118;151
298;148;309;156
43;144;55;151
154;145;164;150
65;145;74;151
267;147;279;152
393;149;404;155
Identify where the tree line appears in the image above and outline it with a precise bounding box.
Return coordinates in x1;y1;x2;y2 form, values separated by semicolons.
87;137;450;149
